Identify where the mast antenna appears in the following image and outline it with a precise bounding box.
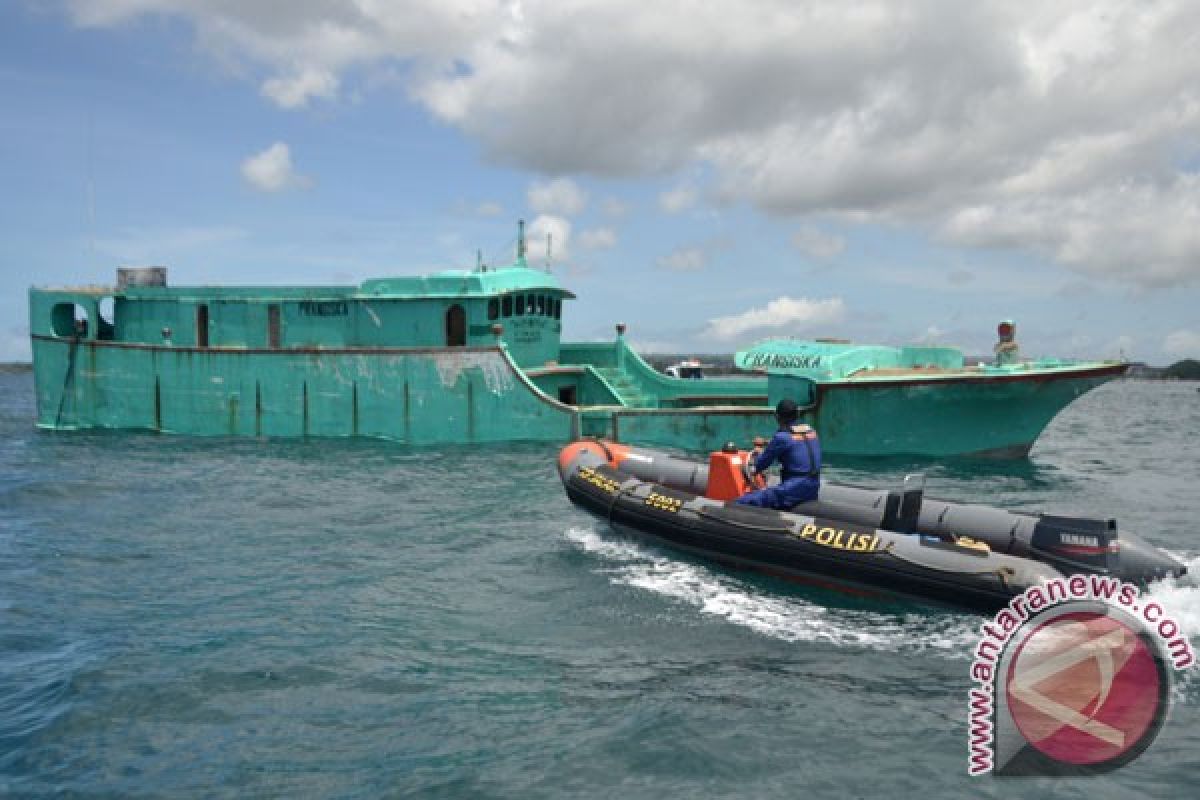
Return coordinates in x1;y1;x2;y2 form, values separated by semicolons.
516;219;527;266
87;112;96;264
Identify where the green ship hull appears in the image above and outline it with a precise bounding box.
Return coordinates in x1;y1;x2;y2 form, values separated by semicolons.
29;327;1125;457
799;364;1125;457
28;244;1126;457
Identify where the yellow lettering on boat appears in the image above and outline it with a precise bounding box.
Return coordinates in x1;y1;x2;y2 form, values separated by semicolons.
793;522;882;553
645;491;682;513
578;466;621;495
853;534;880;552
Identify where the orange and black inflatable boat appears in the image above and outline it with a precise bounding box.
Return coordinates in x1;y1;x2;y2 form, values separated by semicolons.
557;440;1185;611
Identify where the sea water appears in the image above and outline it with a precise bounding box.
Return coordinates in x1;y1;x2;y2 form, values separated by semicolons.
1;371;1197;798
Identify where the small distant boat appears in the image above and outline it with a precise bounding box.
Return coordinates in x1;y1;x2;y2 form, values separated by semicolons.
663;358;710;380
558;440;1186;611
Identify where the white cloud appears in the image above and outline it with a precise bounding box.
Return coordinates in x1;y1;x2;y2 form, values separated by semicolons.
68;1;1200;287
579;227;617;250
791;225;845;259
240;142;309;192
528;178;587;216
95;225;247;262
1164;330;1200;359
627;336;684;354
918;325;946;344
940;176;1200;287
657;247;706;272
602;197;629;217
261;66;338;109
659;187;696;214
525;214;571;263
1103;334;1137;362
704;296;846;341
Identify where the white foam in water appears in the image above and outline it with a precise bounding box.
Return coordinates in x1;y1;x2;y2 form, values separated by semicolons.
1146;551;1200;640
565;529;1200;661
1145;552;1200;698
564;526;980;657
564;526;648;563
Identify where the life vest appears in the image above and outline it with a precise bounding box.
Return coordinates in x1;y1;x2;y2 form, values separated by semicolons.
786;424;821;480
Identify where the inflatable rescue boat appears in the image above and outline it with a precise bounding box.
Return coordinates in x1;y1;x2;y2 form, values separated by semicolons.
557;440;1186;612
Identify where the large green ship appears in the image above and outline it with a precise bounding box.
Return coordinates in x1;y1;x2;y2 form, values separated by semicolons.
28;225;1126;456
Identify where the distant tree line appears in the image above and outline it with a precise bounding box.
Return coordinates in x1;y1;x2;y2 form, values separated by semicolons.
1162;359;1200;380
1087;360;1199;380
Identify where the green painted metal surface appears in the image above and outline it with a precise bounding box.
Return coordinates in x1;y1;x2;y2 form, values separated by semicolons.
32;338;579;443
737;338;965;379
792;370;1121;457
28;267;1127;457
28;263;582;444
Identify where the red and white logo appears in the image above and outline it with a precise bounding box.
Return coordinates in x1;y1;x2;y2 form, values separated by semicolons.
969;580;1193;777
1005;610;1164;768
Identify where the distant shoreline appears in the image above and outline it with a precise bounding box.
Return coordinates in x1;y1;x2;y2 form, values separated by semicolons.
1127;359;1200;380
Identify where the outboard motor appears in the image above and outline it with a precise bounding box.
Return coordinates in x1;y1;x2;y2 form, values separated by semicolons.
1029;516;1188;583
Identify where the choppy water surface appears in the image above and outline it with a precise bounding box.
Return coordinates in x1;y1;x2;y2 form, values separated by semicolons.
2;373;1198;798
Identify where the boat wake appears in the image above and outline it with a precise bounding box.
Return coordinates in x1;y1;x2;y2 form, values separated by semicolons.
564;529;1200;674
1148;552;1200;700
564;526;979;658
1147;551;1200;633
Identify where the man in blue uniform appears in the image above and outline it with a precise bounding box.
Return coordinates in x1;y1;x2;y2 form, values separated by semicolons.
735;398;821;509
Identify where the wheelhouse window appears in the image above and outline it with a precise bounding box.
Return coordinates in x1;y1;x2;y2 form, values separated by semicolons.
488;298;499;321
502;295;513;317
50;302;89;338
97;297;116;340
516;295;525;316
536;295;546;316
553;297;561;320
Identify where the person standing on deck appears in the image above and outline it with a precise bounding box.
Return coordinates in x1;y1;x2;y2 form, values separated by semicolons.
735;398;821;509
994;320;1020;365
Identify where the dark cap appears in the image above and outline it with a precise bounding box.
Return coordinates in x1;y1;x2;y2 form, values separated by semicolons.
775;398;799;420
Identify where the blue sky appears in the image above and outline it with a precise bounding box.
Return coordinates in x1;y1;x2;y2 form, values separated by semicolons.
3;1;1199;364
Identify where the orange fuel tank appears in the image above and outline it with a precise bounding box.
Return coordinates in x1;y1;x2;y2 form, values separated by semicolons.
705;449;764;501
